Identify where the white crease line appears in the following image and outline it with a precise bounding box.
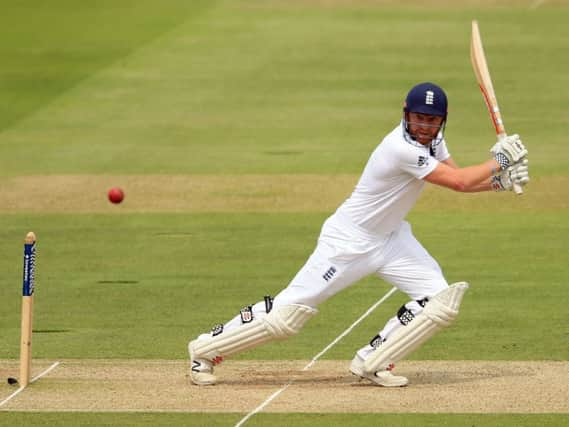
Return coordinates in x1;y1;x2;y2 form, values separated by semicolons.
31;361;60;383
0;386;26;409
0;361;61;409
234;287;397;427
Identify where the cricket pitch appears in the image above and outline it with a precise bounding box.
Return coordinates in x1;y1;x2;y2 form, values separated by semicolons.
1;359;568;413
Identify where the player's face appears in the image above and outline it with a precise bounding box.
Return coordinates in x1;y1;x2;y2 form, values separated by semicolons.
406;112;444;145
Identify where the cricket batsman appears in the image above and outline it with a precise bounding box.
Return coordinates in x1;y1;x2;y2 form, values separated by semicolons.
188;82;529;386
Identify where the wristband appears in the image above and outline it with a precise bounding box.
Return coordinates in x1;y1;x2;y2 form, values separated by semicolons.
490;176;505;192
494;153;510;171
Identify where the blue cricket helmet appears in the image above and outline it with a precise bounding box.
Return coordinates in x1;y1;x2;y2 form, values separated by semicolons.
402;82;448;146
403;82;448;117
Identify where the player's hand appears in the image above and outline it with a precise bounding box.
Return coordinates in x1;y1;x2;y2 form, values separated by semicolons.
491;134;528;171
510;158;530;186
491;159;530;191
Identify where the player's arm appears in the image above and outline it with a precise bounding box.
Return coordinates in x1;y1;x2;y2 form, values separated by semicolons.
440;156;491;191
425;135;529;192
423;159;499;192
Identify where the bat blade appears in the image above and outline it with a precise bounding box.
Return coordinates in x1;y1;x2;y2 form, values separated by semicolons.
470;20;523;195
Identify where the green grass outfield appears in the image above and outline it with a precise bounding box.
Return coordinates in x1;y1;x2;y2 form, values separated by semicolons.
0;212;567;361
1;0;568;426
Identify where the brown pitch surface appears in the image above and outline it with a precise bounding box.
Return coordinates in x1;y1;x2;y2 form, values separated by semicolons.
1;359;568;413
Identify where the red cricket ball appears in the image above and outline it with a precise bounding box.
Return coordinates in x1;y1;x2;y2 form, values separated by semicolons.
108;187;124;204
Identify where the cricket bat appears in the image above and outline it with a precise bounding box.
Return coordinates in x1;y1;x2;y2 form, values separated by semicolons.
470;20;523;195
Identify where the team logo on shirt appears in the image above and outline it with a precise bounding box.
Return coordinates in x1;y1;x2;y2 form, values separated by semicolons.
417;155;428;167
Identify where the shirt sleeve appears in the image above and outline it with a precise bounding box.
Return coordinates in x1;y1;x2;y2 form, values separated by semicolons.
394;142;439;180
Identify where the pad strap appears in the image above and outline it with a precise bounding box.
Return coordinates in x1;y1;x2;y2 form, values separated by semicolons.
191;304;317;362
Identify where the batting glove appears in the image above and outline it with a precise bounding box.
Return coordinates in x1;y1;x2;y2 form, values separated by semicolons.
491;134;528;171
491;159;530;191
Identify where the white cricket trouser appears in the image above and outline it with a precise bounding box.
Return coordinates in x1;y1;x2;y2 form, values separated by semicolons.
273;213;448;309
196;213;448;358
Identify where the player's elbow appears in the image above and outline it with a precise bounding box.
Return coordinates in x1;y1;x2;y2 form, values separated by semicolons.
449;170;471;192
449;178;467;192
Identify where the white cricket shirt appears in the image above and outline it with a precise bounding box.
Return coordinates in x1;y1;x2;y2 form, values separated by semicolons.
335;122;450;235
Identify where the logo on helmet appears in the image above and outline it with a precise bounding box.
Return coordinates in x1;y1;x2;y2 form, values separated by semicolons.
403;82;447;117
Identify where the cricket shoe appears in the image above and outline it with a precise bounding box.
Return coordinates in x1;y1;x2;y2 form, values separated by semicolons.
189;340;217;386
349;354;408;387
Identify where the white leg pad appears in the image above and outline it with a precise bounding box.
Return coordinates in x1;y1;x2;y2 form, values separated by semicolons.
191;304;317;361
363;282;468;373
